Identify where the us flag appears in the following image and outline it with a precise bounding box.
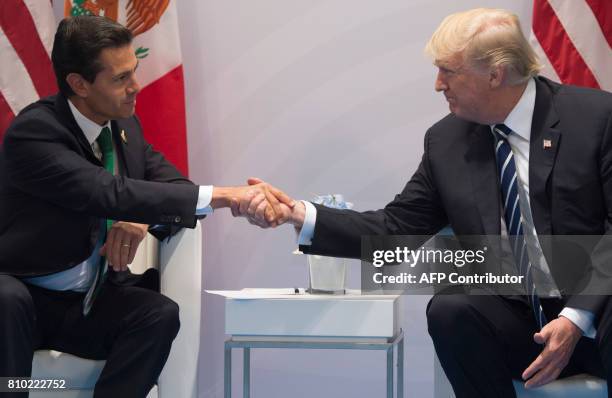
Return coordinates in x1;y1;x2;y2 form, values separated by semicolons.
530;0;611;91
0;0;57;141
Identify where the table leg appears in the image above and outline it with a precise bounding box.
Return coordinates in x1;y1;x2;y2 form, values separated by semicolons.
387;346;394;398
243;348;251;398
224;344;232;398
397;337;404;398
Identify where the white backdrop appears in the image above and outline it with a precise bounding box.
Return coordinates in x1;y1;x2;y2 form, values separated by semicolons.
176;1;533;397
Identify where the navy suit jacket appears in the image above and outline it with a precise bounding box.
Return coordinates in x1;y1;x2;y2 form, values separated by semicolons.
301;76;612;320
0;93;199;277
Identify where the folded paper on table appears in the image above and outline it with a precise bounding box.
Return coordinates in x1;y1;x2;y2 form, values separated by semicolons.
205;288;393;300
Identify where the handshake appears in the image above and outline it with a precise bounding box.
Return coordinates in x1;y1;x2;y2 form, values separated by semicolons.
214;177;306;229
101;177;302;271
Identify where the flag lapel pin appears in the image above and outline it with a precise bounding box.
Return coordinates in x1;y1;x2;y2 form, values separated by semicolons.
120;129;128;144
543;139;552;149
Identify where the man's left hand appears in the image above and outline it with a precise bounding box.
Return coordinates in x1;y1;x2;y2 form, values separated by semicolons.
522;317;582;388
99;221;149;272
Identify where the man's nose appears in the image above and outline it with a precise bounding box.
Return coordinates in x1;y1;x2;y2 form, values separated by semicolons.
435;71;447;92
128;78;140;95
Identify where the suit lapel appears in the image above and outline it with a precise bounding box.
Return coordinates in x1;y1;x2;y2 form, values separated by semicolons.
529;78;561;235
112;120;131;177
465;124;502;236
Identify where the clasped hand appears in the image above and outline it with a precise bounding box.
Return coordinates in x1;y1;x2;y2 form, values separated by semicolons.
229;178;304;228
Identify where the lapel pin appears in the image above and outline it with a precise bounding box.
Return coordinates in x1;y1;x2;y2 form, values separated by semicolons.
543;139;552;149
120;129;128;144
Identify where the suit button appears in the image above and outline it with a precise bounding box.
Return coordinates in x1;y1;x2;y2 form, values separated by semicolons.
174;216;181;223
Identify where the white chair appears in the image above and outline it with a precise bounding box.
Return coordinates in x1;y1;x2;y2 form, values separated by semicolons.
434;352;607;398
512;376;607;398
30;222;202;398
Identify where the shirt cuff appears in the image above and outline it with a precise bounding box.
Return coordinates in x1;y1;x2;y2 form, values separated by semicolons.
296;200;317;245
195;185;214;216
559;307;596;339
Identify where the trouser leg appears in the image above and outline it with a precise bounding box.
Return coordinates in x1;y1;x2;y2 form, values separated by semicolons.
0;275;38;398
45;283;180;398
427;290;541;398
93;287;180;398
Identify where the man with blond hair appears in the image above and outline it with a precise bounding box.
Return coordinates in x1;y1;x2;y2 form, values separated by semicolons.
234;8;612;397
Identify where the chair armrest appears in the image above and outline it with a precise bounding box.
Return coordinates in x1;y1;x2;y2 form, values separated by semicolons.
157;221;202;398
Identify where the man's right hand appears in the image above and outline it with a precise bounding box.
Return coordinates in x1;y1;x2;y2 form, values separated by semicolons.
230;178;306;229
211;179;296;225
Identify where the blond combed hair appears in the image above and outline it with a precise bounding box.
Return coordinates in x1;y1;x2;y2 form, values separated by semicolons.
425;8;542;85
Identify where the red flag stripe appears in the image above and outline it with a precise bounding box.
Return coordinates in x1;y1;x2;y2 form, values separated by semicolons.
584;0;612;48
0;91;15;142
0;0;56;98
532;0;600;89
22;0;56;56
135;65;189;176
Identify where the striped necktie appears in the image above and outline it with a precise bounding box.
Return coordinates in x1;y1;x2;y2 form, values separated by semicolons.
83;126;114;315
493;124;547;329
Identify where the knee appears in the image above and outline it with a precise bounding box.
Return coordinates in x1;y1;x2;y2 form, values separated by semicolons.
152;297;180;339
426;294;476;344
0;276;34;318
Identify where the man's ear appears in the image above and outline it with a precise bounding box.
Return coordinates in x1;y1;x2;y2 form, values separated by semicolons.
489;65;505;89
66;73;89;98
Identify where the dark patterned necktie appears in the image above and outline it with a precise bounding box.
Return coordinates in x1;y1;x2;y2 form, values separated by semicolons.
493;123;547;329
83;126;114;315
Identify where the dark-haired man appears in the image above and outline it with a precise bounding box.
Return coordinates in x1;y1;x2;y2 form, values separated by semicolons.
0;16;292;398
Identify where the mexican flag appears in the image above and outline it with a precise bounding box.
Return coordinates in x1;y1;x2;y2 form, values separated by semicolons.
64;0;189;176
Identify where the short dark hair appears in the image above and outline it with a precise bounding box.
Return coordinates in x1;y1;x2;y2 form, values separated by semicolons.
51;16;133;97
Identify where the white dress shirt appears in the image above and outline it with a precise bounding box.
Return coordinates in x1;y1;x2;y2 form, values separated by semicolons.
298;78;596;337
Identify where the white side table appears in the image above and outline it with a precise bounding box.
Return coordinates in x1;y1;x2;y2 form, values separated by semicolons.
210;289;403;398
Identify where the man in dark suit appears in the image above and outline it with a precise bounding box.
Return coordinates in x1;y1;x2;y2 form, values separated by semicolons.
0;16;292;398
234;8;612;398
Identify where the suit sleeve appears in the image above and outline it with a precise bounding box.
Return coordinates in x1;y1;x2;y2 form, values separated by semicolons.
300;129;448;258
4;111;199;228
143;141;193;185
140;133;205;239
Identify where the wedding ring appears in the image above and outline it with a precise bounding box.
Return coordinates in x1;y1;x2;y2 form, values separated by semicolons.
122;244;131;248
